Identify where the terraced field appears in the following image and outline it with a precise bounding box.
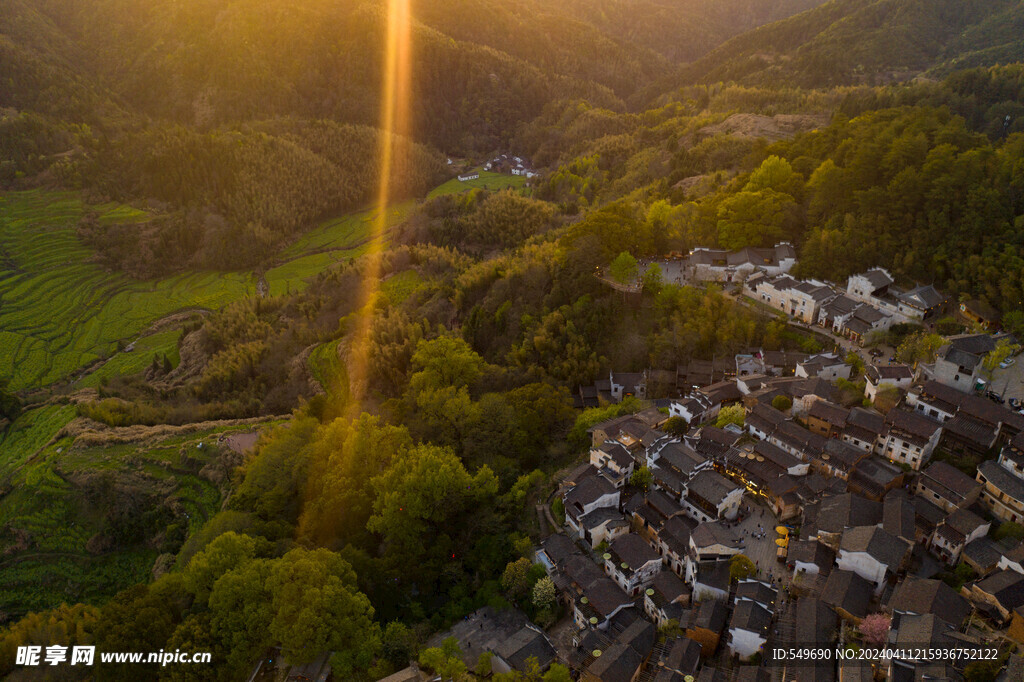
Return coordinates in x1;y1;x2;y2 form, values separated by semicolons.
0;406;279;616
0;191;404;391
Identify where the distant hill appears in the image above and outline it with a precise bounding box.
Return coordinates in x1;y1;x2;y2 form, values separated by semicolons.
3;0;829;154
675;0;1024;88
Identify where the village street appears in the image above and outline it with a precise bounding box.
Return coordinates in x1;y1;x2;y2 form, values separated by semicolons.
732;499;794;590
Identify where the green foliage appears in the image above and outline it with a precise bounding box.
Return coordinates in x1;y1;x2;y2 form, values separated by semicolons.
874;384;902;413
609;251;639;285
532;576;557;609
993;521;1024;543
845;351;865;376
715;404;745;429
981;338;1019;379
962;659;1002;682
630;466;653;492
729;554;756;582
897;332;946;365
771;395;793;412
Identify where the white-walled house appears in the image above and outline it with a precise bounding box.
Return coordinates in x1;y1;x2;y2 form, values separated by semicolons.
604;534;662;596
836;526;910;594
865;364;914;402
564;468;621;540
728;600;772;659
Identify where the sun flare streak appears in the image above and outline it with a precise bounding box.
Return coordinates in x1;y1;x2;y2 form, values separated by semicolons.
344;0;412;416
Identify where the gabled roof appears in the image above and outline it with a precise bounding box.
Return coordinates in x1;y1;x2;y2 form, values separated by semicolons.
788;539;835;570
858;268;894;290
659;516;696;558
690;598;728;632
564;468;617;520
609;534;660;571
897;284;945;309
795;598;838;645
662;637;702;677
975;570;1024;610
892;613;958;650
540;534;577;567
883;494;917;543
822;569;872;618
888;576;971;626
580;507;628;532
691;521;741;550
884;408;942;442
649;570;690;607
583;577;634;619
586;641;642;682
823;438;869;472
494;625;557;671
595;440;634;468
844;407;886;440
694;561;731;592
962;536;1003;572
735;579;777;610
919;461;982;503
866;364;913;383
839;526;909;569
943;414;998;449
753;439;801;470
979;460;1024;505
658;440;706;477
809;493;883;535
809;400;850;427
729;599;772;635
687;469;741;506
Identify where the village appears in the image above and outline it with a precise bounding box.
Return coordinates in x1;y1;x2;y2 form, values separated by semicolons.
380;248;1024;682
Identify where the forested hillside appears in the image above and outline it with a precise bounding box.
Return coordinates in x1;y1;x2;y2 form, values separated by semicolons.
5;0;1024;679
676;0;1024;88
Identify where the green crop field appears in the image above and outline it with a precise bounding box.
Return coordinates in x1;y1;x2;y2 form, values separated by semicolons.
428;169;527;197
0;191;421;392
0;404;277;616
380;269;423;305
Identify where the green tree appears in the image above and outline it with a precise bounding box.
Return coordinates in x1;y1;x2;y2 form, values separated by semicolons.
715;404;745;429
267;548;380;671
981;338;1019;381
962;659;1001;682
845;351;865;376
367;444;499;582
544;664;573;682
183;531;268;607
771;395;793;412
896;332;945;365
717;189;798;249
729;554;756;582
874;384;902;413
609;251;639;285
993;521;1024;542
663;415;689;435
502;558;534;599
745;155;803;197
641;263;664;294
410;336;486;392
532;577;557;609
630;466;653;492
419;637;467;681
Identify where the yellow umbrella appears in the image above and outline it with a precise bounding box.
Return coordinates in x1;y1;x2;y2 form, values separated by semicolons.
775;537;789;548
776;526;789;536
